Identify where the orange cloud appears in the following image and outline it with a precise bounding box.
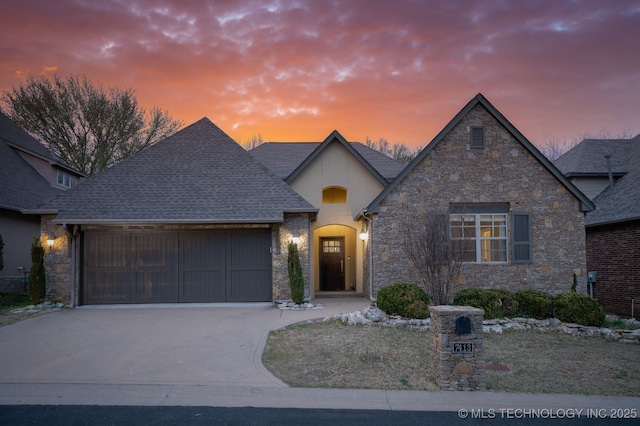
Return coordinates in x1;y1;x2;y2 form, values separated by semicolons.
0;0;638;147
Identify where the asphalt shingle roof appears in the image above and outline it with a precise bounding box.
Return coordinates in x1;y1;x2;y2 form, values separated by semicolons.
49;118;317;223
0;112;64;211
553;139;631;176
366;93;595;214
566;135;640;226
250;141;404;182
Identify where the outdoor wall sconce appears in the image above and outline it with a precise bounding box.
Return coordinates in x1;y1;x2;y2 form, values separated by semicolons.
47;238;55;249
359;220;369;241
289;232;301;245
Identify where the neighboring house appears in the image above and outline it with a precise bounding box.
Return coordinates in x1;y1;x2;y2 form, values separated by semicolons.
251;132;404;295
0;111;83;292
555;136;640;317
41;94;596;306
363;94;594;299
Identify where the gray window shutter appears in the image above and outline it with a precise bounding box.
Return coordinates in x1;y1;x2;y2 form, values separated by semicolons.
512;212;532;263
471;127;485;148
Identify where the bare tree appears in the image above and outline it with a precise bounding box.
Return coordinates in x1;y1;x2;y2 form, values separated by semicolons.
402;211;466;305
365;136;420;164
242;133;265;150
1;74;182;176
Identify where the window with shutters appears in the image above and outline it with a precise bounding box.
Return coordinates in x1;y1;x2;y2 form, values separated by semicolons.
451;213;507;263
450;205;533;264
470;126;485;149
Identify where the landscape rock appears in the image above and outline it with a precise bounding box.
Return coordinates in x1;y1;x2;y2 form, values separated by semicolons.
325;307;640;343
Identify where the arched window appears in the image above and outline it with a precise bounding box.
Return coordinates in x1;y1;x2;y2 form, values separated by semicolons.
322;187;347;204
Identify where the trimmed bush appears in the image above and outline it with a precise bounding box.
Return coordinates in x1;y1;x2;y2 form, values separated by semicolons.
287;242;304;305
0;233;4;271
28;237;46;304
377;283;431;319
553;292;605;327
515;289;553;319
453;288;518;319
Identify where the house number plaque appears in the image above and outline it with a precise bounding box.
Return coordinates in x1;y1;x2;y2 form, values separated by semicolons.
452;342;473;354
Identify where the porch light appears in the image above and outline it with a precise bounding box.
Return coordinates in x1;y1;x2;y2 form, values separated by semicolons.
359;228;368;241
290;232;301;245
47;238;55;249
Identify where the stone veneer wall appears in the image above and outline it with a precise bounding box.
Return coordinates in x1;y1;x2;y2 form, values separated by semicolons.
41;214;75;305
430;305;485;391
586;220;640;317
370;104;588;300
272;213;311;301
42;213;312;305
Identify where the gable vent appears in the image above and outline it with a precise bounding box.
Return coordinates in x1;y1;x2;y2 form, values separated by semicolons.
471;127;485;149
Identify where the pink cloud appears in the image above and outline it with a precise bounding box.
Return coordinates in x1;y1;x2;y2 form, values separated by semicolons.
0;0;638;147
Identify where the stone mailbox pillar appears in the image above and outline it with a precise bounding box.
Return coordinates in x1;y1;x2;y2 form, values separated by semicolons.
430;305;485;391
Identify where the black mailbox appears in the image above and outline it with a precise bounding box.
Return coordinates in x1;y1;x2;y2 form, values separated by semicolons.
455;316;472;334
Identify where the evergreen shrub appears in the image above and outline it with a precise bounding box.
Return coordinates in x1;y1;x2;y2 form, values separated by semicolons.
453;288;518;319
287;242;305;305
28;237;46;304
515;289;554;319
553;292;605;327
377;283;431;319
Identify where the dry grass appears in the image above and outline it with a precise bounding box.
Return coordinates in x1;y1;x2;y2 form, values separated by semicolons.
262;320;438;391
262;320;640;396
0;308;45;327
0;293;47;327
485;330;640;396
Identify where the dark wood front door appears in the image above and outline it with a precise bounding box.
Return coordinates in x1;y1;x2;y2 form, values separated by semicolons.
320;237;345;291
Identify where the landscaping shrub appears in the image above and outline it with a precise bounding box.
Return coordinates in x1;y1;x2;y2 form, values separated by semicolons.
377;283;431;319
553;292;605;327
515;289;553;319
453;288;518;319
489;289;519;317
0;233;4;271
28;237;46;304
287;242;304;305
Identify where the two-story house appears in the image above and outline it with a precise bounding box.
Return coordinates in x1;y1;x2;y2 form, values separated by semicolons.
0;111;83;292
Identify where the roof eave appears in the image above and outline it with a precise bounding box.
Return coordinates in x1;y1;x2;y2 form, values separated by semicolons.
566;172;627;178
51;218;289;226
20;208;60;215
586;214;640;228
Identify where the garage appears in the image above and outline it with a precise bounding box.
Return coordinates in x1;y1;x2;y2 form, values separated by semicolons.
82;229;272;304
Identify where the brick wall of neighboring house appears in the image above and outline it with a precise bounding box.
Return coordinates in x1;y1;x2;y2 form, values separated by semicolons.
41;215;312;305
586;220;640;318
369;104;588;301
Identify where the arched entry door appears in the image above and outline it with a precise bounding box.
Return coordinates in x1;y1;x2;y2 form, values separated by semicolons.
320;237;345;291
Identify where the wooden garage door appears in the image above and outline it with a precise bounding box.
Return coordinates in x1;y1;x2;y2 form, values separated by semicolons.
82;229;272;304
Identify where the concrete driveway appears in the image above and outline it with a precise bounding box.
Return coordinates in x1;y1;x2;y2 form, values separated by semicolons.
2;297;640;412
0;298;371;388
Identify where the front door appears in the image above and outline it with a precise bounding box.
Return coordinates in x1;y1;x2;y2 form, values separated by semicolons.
320;237;345;291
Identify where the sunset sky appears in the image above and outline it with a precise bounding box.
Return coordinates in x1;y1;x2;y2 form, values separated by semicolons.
0;0;638;149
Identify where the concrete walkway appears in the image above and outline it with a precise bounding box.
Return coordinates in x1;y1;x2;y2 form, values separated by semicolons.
0;297;638;412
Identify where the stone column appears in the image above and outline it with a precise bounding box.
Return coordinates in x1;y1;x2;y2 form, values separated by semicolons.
430;305;486;391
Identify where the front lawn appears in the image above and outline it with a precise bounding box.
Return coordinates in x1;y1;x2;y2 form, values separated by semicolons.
262;320;640;396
